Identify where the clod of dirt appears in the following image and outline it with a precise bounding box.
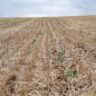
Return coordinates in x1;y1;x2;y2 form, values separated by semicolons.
5;74;17;94
6;74;17;85
57;75;67;82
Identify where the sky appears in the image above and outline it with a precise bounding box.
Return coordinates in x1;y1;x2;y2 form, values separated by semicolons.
0;0;96;17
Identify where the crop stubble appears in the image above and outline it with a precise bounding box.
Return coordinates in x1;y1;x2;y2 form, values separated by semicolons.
0;16;96;96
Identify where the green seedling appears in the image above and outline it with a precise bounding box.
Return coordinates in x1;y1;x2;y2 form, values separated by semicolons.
67;70;77;78
58;50;65;61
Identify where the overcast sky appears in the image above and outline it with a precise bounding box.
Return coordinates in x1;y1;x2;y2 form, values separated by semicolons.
0;0;96;17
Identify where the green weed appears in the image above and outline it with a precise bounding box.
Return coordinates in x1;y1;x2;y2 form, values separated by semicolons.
58;50;65;61
67;70;77;78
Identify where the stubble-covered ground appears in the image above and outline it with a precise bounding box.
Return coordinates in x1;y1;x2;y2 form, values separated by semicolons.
0;16;96;96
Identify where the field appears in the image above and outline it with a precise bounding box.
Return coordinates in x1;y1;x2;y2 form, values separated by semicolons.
0;16;96;96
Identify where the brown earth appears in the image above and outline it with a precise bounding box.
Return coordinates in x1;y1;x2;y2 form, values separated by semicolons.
0;16;96;96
